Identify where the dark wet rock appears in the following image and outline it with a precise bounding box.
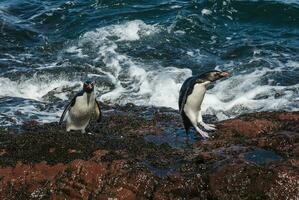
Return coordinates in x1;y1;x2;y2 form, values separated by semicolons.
209;161;274;200
0;105;298;199
243;148;283;165
154;173;210;200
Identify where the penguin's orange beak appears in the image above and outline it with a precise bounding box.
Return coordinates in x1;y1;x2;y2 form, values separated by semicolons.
221;71;230;77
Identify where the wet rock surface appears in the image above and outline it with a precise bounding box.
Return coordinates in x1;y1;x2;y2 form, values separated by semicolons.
0;104;298;200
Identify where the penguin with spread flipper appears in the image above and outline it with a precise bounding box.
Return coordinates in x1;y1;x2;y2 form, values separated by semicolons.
179;71;229;138
59;80;101;133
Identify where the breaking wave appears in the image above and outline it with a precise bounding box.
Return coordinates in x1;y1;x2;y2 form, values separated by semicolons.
0;0;298;125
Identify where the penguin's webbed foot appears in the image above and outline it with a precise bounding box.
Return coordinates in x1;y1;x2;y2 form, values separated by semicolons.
202;124;216;131
198;122;216;131
206;123;216;128
195;127;210;139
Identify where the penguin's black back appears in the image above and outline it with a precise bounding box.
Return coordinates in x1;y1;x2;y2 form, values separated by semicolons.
178;75;206;133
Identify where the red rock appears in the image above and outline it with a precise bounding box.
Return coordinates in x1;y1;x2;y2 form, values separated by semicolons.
277;112;299;121
91;149;109;162
109;160;127;175
0;161;65;199
102;187;136;200
216;112;299;141
111;170;157;199
71;160;107;184
0;109;298;199
0;158;110;199
115;187;136;200
256;137;271;147
52;159;109;199
288;159;299;168
218;118;277;138
268;166;299;200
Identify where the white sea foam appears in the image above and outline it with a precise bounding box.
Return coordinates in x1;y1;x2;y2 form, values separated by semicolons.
75;20;192;108
201;8;212;16
286;60;299;68
65;46;88;58
0;76;81;125
0;76;78;101
202;67;299;120
0;98;61;126
67;20;299;120
171;5;182;9
80;20;158;43
1;20;298;126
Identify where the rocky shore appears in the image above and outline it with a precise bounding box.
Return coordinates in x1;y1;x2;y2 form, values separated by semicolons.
0;104;298;200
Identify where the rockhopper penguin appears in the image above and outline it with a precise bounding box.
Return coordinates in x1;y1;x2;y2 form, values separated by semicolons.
178;71;229;138
59;80;102;133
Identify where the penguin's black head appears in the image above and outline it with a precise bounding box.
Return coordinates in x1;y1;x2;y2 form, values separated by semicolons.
200;70;230;82
83;80;94;93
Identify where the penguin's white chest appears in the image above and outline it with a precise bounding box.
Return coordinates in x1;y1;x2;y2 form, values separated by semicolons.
67;93;95;130
184;83;207;113
71;95;94;116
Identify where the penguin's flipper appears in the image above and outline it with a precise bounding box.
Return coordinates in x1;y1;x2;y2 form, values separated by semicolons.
178;76;200;114
94;99;102;122
179;88;189;114
59;104;70;125
59;96;76;125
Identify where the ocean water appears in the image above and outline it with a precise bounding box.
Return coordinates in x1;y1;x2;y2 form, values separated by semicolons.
0;0;298;126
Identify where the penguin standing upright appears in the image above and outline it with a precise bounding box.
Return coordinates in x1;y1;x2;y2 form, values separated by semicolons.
59;80;101;133
178;71;229;138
